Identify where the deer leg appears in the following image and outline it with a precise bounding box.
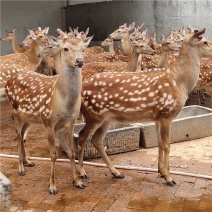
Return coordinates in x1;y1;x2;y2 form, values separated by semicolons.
14;116;33;175
47;129;57;195
63;124;85;189
77;121;104;178
91;121;124;179
155;122;165;177
160;120;176;186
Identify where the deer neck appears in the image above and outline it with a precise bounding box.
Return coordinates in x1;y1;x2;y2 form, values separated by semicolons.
54;53;82;105
172;45;201;95
25;40;42;69
121;36;132;56
108;45;115;54
11;36;22;53
158;48;169;68
126;49;140;72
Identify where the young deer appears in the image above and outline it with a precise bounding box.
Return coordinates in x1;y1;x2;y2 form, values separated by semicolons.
109;22;135;56
101;37;115;53
0;28;48;70
0;27;55;76
77;29;212;186
0;28;28;53
82;39;155;81
5;29;92;194
141;35;181;70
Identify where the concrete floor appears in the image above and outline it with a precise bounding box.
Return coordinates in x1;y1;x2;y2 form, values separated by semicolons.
0;100;212;211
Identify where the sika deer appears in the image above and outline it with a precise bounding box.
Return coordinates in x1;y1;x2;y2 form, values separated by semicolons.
195;58;212;97
0;28;28;53
101;37;115;53
109;22;135;56
0;27;55;76
82;39;155;81
0;29;48;70
77;29;212;186
5;29;92;194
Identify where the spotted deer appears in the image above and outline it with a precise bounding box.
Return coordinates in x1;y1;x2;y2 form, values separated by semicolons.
5;29;92;194
21;27;56;76
141;35;181;70
109;22;135;56
129;23;145;41
82;39;155;81
0;28;28;53
101;37;115;53
0;29;50;99
1;27;55;76
76;29;212;187
194;58;212;101
0;28;48;70
149;33;162;54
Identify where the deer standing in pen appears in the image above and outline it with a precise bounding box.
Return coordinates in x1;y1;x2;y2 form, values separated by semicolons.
84;23;136;63
0;29;50;100
82;38;156;81
101;37;115;53
109;22;135;56
194;58;212;102
0;27;55;76
0;27;48;70
141;34;181;70
0;28;28;53
76;29;212;186
5;29;92;194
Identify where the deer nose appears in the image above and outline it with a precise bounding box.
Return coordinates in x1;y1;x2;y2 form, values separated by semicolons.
76;58;84;68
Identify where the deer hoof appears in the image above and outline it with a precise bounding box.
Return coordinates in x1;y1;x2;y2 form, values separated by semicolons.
19;171;25;176
49;189;57;195
80;174;88;179
24;162;35;167
73;181;86;189
167;180;176;187
112;173;125;179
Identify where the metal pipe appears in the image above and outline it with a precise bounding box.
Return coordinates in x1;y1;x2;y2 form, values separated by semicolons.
1;153;212;180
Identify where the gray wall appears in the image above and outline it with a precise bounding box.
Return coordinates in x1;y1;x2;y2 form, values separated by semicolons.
1;0;212;55
65;0;212;41
0;0;66;56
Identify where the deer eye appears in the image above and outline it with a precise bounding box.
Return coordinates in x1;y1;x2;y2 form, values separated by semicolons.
203;41;208;45
64;48;69;52
167;42;170;45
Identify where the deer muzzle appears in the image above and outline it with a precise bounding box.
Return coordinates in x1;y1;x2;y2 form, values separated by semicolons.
76;58;84;68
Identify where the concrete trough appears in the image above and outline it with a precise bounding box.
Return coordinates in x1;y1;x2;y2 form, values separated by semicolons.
132;105;212;148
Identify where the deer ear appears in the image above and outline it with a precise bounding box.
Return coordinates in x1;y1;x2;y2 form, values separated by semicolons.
128;22;135;31
69;26;73;33
189;28;206;44
43;27;49;34
56;29;68;39
28;29;36;40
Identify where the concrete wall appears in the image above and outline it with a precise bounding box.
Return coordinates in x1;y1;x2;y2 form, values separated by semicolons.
65;0;212;42
1;0;212;55
70;0;112;5
0;0;66;56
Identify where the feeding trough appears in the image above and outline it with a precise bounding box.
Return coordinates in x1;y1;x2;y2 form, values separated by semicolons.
58;123;140;159
132;105;212;148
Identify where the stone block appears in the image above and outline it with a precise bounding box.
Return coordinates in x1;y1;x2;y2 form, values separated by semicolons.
0;172;12;212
